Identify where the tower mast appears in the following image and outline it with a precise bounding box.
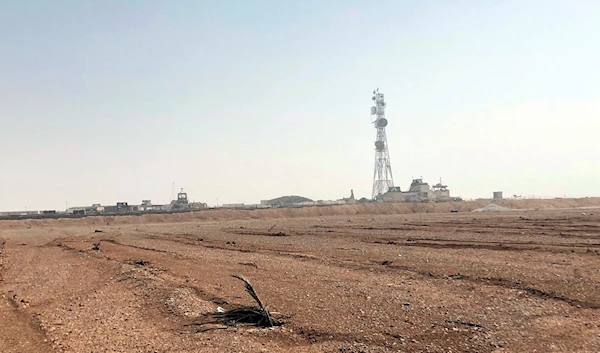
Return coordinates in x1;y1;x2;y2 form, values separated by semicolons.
371;89;395;199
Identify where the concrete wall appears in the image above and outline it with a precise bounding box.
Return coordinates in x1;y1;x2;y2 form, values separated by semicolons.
223;203;245;209
379;192;405;203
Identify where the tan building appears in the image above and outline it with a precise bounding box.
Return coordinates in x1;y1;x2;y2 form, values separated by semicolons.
377;178;460;203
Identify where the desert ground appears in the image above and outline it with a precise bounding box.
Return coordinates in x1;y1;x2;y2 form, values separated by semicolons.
1;199;600;352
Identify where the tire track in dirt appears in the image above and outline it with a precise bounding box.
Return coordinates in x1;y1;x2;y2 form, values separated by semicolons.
441;273;600;309
371;239;600;254
41;238;235;349
98;238;171;253
42;237;171;254
225;226;600;249
216;226;600;255
79;236;431;348
55;239;234;310
58;229;598;349
53;238;381;350
171;243;491;351
347;222;600;239
378;262;600;309
0;239;55;353
139;233;600;310
0;296;56;353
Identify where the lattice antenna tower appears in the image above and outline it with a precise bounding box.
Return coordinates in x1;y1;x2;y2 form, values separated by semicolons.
370;88;395;199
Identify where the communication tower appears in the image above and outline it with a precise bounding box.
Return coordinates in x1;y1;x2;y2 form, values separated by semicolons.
370;88;395;199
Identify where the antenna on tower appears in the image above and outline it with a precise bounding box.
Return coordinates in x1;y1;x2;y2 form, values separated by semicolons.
370;89;394;199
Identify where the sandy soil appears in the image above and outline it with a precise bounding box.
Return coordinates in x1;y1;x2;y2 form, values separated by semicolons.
1;201;599;352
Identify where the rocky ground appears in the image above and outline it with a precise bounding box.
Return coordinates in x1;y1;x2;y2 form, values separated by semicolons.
1;206;599;352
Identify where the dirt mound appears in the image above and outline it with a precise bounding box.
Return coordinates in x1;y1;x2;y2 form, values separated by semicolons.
2;197;600;230
472;204;513;212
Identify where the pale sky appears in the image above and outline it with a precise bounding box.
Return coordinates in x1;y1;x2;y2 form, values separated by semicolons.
1;0;599;211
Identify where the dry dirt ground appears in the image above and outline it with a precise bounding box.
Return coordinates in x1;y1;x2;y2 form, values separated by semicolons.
1;203;600;352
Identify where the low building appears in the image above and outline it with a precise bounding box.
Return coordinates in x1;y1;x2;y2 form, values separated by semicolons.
222;203;245;209
0;211;28;217
116;202;129;212
171;189;190;210
67;206;94;215
260;195;313;207
377;178;461;203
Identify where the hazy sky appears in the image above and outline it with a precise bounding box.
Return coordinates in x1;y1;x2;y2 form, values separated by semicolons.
1;0;599;211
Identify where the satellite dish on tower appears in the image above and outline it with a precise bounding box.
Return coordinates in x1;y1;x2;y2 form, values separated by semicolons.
370;106;377;115
377;118;388;127
375;141;385;150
